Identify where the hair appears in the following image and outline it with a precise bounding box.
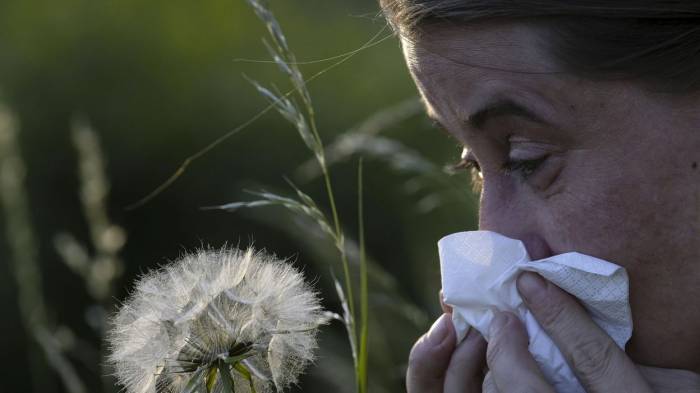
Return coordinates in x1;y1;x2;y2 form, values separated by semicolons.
379;0;700;93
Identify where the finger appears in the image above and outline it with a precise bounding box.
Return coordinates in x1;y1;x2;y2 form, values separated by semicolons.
407;313;456;393
486;311;555;393
444;326;487;392
439;289;453;314
517;272;653;393
637;365;700;392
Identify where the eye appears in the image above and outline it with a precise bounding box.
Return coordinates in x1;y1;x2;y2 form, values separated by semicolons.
449;148;483;194
450;148;482;175
451;157;481;173
501;155;549;179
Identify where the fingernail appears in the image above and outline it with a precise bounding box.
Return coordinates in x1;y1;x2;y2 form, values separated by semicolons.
517;271;546;303
489;311;508;337
427;313;450;345
439;290;453;314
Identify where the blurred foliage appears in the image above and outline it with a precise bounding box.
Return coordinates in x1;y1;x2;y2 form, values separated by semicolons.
0;0;479;391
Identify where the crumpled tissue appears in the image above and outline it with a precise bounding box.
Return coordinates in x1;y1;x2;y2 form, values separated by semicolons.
438;231;633;393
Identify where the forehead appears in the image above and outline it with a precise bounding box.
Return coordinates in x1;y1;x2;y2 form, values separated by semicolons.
402;21;555;75
400;22;571;128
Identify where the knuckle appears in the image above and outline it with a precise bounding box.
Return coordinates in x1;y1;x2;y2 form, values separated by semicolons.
485;333;506;368
536;290;571;330
569;336;616;382
485;315;520;369
484;366;545;393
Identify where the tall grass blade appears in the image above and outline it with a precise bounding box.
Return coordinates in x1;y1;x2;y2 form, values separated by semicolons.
202;188;336;242
240;6;361;385
0;105;88;393
295;97;423;181
211;2;369;391
357;159;368;393
333;275;357;366
125;25;391;210
244;77;318;157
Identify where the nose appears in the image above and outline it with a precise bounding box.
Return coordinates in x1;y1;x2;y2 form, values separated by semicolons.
478;184;554;260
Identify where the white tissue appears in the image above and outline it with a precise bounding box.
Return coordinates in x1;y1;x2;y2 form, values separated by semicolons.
439;231;633;393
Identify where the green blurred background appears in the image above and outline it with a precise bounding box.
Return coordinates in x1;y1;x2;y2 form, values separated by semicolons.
0;0;479;391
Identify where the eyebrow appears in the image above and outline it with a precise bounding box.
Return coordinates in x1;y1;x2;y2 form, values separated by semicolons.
468;99;549;129
428;99;550;133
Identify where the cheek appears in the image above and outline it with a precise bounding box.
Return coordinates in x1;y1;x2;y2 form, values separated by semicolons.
543;152;692;278
547;177;644;264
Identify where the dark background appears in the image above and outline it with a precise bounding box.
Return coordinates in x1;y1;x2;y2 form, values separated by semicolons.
0;0;479;391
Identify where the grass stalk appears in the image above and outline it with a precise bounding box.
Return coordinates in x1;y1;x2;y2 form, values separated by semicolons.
357;158;368;393
0;104;87;393
319;147;358;345
202;2;377;391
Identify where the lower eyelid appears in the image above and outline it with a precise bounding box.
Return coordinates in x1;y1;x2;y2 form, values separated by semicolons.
530;154;565;190
503;155;549;175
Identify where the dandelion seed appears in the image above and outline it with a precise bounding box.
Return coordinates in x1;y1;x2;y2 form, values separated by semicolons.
107;247;328;393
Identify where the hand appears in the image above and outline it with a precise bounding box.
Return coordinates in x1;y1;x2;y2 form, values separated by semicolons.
406;313;487;393
406;272;700;392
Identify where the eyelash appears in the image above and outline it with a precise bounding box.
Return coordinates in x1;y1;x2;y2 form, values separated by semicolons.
502;155;549;178
451;158;484;194
452;155;549;179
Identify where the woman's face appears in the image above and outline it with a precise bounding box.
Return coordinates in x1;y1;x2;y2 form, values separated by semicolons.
401;21;700;370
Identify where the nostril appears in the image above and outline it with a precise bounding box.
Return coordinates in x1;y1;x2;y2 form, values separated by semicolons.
521;233;554;260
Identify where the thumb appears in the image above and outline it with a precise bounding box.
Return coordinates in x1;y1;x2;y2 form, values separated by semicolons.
407;314;456;393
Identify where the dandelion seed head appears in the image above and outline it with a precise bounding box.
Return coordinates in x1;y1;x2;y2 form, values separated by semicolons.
107;247;327;393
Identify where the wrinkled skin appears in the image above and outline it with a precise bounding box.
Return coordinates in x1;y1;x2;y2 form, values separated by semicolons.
400;21;700;392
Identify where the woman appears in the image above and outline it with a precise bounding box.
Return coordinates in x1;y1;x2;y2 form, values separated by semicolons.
378;1;700;392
